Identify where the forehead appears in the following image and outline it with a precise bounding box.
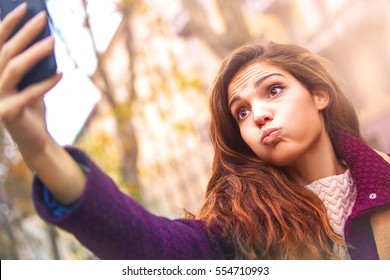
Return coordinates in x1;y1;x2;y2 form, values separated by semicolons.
227;62;290;97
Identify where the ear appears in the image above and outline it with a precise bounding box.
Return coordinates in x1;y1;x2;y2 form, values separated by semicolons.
312;89;329;110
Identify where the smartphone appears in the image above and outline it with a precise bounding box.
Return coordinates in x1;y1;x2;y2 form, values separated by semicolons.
0;0;57;90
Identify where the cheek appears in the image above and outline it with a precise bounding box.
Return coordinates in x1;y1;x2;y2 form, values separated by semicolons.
239;124;257;147
283;96;322;137
240;127;269;158
290;108;323;140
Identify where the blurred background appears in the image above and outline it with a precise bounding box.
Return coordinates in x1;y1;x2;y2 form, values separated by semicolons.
0;0;389;259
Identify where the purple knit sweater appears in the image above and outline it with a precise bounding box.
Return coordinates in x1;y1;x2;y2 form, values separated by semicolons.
32;131;390;259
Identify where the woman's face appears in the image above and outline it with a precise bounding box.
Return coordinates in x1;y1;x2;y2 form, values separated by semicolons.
227;62;329;167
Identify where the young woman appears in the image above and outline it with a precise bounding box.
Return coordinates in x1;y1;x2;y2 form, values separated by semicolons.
1;4;389;260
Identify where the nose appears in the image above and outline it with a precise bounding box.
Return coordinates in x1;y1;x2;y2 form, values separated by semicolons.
252;103;273;128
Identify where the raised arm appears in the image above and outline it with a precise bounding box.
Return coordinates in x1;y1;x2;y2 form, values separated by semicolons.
32;147;230;260
0;3;85;205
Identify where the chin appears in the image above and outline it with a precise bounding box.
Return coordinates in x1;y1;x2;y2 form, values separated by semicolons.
268;158;292;168
257;153;289;167
257;147;299;167
265;137;312;166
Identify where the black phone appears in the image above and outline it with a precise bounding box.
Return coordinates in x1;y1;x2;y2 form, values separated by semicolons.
0;0;57;90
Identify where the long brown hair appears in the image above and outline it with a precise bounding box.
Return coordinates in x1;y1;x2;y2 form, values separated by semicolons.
198;40;362;259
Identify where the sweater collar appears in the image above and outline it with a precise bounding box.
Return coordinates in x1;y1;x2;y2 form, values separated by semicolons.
333;130;390;192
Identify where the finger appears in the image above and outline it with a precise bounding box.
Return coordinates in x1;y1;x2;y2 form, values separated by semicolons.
22;72;62;99
0;92;33;119
0;3;28;46
0;11;48;73
0;72;62;121
0;36;55;92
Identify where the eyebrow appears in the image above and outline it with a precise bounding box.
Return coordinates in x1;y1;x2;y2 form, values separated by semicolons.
228;73;285;110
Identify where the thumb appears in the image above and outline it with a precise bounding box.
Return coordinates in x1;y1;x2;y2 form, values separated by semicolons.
0;72;62;122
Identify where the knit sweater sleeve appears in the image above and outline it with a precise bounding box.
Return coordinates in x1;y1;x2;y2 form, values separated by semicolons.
32;147;230;260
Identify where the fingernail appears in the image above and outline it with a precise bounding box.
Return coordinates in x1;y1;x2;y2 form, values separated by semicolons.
16;2;28;11
12;2;28;15
32;11;47;22
57;72;63;79
41;36;55;47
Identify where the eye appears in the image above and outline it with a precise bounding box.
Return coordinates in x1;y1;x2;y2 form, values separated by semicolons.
269;84;285;97
235;108;250;121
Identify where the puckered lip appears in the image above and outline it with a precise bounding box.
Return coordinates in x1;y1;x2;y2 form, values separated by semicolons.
260;127;282;144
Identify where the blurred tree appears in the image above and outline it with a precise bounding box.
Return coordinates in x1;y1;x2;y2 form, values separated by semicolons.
180;0;252;58
0;125;63;259
0;126;19;259
79;0;142;201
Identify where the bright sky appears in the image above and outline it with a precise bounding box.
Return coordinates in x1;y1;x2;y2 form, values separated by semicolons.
44;0;121;145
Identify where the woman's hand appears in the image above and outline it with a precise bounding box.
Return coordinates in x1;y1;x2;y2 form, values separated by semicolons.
0;4;86;205
0;3;61;158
